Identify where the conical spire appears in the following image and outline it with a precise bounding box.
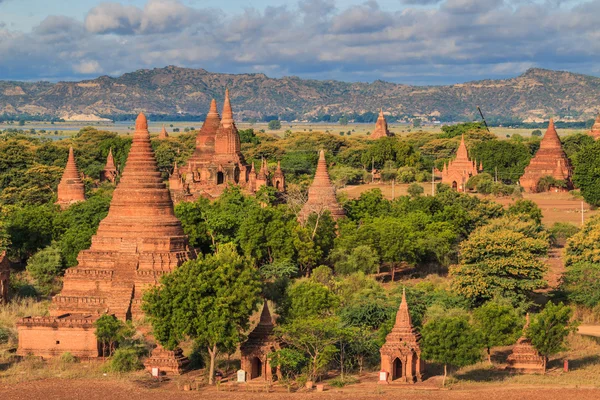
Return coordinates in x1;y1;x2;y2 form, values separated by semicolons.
259;301;273;326
589;115;600;140
56;146;85;209
159;124;169;139
90;112;187;242
394;288;412;328
221;89;234;128
105;148;116;170
371;108;391;139
313;150;332;186
191;99;221;161
258;157;268;179
540;118;562;149
456;134;469;160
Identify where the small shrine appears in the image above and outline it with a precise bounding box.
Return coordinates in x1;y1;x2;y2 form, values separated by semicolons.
440;135;481;192
56;146;85;209
100;148;118;183
158;125;169;139
379;289;424;384
240;302;279;381
144;344;190;375
506;314;545;374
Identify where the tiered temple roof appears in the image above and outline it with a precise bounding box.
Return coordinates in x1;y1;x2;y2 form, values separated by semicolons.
380;289;423;383
519;119;572;192
440;135;480;192
506;314;545;373
371;109;392;139
589;115;600;140
49;113;194;320
298;150;345;222
56;146;85;209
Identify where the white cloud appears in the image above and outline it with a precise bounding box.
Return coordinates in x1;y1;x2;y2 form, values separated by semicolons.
73;60;103;75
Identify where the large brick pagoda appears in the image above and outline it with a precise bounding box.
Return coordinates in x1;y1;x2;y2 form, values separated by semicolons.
17;113;195;359
379;289;424;384
298;150;345;222
169;91;284;201
371;109;392;139
519;119;572;192
589;115;600;140
441;135;480;192
56;146;85;209
240;302;279;381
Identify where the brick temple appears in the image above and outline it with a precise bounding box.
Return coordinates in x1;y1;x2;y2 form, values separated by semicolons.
17;113;195;359
440;135;481;192
371;109;392;139
158;124;169;139
519;119;572;192
379;289;424;384
0;251;9;304
100;148;118;183
169;91;284;201
506;314;545;373
240;302;279;381
298;150;345;222
56;146;85;209
589;115;600;140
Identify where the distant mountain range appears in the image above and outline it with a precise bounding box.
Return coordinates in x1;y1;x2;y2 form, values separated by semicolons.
1;66;599;122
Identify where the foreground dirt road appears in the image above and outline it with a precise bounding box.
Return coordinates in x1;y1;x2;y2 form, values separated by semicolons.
1;379;600;400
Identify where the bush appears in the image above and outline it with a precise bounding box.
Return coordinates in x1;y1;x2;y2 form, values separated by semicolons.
109;348;143;372
0;326;12;344
549;222;579;247
397;167;417;183
531;129;542;137
560;262;600;307
407;183;424;198
329;376;359;387
537;176;566;192
60;352;77;364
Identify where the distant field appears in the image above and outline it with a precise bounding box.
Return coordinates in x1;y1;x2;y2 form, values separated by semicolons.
0;121;588;140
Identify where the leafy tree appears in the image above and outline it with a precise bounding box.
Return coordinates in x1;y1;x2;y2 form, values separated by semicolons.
470;140;532;184
527;302;577;370
573;140;600;206
238;128;260;145
94;314;132;357
473;300;522;363
268;120;282;130
451;217;548;305
420;316;483;386
280;279;339;320
439;122;486;139
338;116;349;126
407;183;424;197
26;245;63;294
548;222;579;247
506;199;543;224
142;244;261;384
531;129;542;137
269;348;308;382
560;262;600;307
561;133;594;163
7;204;56;261
331;245;379;275
276;317;342;381
564;215;600;266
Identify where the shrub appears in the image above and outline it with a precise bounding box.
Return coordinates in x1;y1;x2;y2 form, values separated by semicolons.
60;352;77;364
537;176;566;192
329;376;359;387
0;326;12;344
407;183;424;198
549;222;579;247
109;348;143;372
560;262;600;307
397;166;417;183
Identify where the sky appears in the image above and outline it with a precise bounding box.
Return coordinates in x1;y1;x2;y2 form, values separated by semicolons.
0;0;598;85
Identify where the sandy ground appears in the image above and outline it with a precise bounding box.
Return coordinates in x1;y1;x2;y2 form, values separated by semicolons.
1;378;600;400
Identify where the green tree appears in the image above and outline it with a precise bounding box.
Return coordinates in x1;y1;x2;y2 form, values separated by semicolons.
451;217;548;305
94;314;130;357
407;183;424;197
470;140;532;184
421;316;483;386
338;116;349;126
565;215;600;266
473;300;522;363
573;140;600;206
531;129;542;137
331;245;379;275
142;244;261;384
560;262;600;307
276;317;342;381
527;302;577;370
268;120;282;130
506;199;543;224
281;279;339;320
25;245;63;294
7;204;56;261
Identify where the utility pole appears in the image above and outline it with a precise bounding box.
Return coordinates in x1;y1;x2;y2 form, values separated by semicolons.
582;201;585;226
495;167;498;183
371;157;375;183
392;179;395;200
431;166;435;196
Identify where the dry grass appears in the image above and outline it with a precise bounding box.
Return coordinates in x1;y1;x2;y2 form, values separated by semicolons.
0;297;50;330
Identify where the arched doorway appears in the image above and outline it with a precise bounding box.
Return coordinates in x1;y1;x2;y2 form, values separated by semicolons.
411;353;418;383
275;181;280;190
234;167;240;183
251;357;262;379
217;171;224;185
392;358;403;381
452;181;457;190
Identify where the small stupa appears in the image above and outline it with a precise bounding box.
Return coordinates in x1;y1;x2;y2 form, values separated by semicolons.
100;148;118;183
371;109;392;139
506;314;545;373
158;125;169;139
56;146;85;209
519;119;572;192
298;150;345;222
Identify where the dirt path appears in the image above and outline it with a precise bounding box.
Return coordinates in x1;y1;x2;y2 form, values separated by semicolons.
1;378;600;400
578;325;600;337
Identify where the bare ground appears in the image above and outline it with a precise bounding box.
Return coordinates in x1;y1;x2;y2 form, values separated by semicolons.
2;378;600;400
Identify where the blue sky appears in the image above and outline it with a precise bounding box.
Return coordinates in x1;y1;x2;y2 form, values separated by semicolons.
0;0;598;85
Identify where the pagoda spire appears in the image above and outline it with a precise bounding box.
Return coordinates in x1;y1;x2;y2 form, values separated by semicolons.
259;301;273;326
56;146;85;209
371;108;391;139
394;288;412;328
159;124;169;139
540;118;562;149
456;134;469;160
105;148;116;170
221;89;234;128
